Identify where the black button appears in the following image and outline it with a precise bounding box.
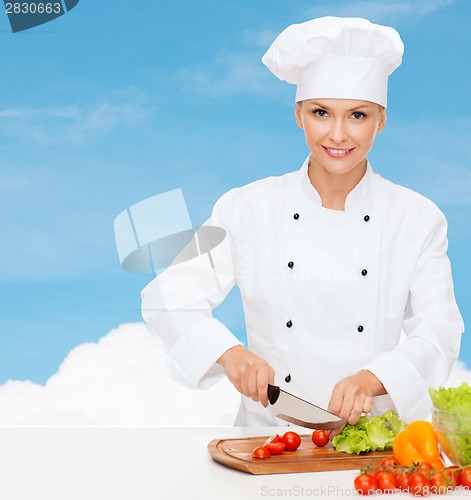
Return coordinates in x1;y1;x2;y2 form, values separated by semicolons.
288;261;294;269
357;325;364;333
361;269;368;276
364;215;370;222
293;213;299;220
286;320;292;328
285;374;291;383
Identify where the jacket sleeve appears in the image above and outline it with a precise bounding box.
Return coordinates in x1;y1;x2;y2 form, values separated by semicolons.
140;190;242;390
362;207;464;421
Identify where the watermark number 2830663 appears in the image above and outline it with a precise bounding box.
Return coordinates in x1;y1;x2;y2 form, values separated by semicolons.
3;0;79;32
5;2;62;14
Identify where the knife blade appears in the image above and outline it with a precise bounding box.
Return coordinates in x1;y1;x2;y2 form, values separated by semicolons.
267;384;346;430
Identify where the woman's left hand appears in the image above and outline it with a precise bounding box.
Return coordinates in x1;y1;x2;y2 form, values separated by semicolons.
325;369;387;439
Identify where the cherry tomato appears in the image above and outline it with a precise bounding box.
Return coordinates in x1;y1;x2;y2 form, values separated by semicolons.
459;467;471;489
376;471;397;493
408;472;430;497
311;429;329;447
380;457;399;468
396;470;411;491
353;473;377;496
370;467;383;478
265;442;285;455
429;471;448;495
281;431;301;452
417;462;433;476
264;434;282;447
444;465;460;488
379;457;399;474
252;446;271;459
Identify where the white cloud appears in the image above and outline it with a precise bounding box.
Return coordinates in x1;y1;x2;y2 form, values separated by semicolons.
0;323;239;426
445;360;471;388
0;94;153;146
305;0;457;23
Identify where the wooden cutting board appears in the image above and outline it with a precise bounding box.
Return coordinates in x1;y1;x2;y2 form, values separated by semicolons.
208;434;392;475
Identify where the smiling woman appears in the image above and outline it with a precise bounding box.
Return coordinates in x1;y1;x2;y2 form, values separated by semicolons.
141;16;464;431
295;99;386;210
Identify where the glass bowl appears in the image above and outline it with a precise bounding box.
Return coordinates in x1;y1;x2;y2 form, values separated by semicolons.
432;407;471;466
433;407;471;431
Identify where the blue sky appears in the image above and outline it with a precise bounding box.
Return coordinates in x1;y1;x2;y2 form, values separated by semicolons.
0;0;470;384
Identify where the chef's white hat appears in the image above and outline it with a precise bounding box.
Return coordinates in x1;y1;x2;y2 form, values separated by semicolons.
262;16;404;107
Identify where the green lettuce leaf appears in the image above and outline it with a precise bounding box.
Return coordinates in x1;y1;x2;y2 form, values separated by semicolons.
332;428;374;454
332;411;406;455
383;409;407;435
361;417;396;450
429;382;471;432
429;382;471;465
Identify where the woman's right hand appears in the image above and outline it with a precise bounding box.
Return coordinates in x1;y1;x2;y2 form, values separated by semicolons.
216;345;275;407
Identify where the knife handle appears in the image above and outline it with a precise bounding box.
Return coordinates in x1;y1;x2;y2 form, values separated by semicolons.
267;384;280;405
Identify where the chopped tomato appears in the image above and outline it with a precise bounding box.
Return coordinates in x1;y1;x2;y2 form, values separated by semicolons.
252;446;271;459
265;442;285;455
263;434;282;447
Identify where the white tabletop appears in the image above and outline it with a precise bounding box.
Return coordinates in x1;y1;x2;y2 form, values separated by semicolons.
0;427;467;500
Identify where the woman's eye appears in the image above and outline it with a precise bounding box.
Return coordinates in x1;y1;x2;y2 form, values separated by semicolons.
352;111;366;119
313;109;327;117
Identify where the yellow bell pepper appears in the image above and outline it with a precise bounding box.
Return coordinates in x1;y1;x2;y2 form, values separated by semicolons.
393;420;440;466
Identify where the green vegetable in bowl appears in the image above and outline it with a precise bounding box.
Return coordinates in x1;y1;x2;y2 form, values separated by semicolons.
429;382;471;466
429;382;471;432
332;410;406;454
435;425;471;466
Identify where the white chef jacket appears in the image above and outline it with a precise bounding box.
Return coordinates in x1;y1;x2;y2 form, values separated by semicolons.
141;157;464;425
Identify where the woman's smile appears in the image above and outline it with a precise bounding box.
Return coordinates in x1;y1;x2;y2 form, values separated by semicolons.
322;146;355;158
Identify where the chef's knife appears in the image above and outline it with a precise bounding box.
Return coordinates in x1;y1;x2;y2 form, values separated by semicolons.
267;384;346;430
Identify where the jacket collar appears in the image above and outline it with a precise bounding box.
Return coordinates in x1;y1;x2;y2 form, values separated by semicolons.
299;155;373;211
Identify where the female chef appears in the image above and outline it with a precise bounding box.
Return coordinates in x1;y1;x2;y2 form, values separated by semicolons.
141;17;464;430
